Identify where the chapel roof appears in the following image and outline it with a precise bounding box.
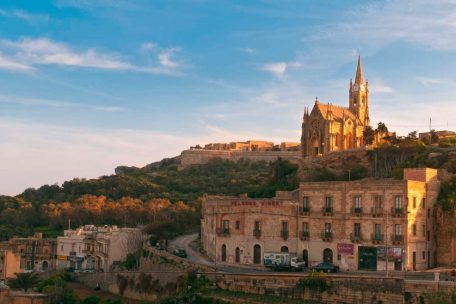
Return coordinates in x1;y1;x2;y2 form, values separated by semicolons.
314;101;361;124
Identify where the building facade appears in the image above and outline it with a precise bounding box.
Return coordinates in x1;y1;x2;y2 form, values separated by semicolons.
5;233;56;273
301;56;370;157
201;168;440;271
56;225;143;271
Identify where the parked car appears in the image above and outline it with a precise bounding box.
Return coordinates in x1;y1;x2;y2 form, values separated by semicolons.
311;262;339;273
172;248;188;258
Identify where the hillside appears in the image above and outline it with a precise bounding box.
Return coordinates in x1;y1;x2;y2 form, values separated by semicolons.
0;157;299;240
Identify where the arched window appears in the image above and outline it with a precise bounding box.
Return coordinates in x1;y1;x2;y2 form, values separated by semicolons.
253;245;261;264
42;260;49;270
221;244;227;262
280;246;289;253
235;247;240;263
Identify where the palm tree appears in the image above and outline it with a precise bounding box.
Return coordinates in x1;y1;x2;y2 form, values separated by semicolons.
9;272;40;292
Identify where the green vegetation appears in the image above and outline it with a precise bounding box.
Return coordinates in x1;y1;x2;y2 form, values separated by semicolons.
438;176;456;213
0;158;298;239
419;289;456;304
8;272;40;292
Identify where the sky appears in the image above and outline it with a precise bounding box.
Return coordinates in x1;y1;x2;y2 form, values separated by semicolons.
1;0;456;195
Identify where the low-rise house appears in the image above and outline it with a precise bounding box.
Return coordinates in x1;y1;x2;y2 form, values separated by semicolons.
57;225;143;272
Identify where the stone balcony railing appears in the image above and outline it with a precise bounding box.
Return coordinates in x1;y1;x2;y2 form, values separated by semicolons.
322;206;333;216
298;206;311;215
281;230;289;240
391;234;404;245
352;207;363;216
301;231;310;241
350;233;363;243
321;231;332;241
216;228;230;237
371;233;384;244
391;207;404;217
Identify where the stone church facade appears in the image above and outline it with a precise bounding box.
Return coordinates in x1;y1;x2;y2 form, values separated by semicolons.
301;56;370;157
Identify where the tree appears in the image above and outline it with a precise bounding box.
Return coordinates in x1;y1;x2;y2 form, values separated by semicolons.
121;229;146;270
430;129;439;144
408;131;418;139
9;272;40;292
363;126;375;145
377;122;388;133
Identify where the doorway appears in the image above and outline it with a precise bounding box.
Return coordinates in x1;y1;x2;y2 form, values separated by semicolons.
221;244;227;262
358;246;377;271
303;249;309;267
323;248;333;263
253;244;261;264
235;247;240;263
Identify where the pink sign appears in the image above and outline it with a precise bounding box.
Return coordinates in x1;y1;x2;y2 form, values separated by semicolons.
337;243;354;255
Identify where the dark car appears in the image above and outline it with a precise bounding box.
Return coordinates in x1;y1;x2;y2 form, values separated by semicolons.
173;248;188;258
311;262;339;273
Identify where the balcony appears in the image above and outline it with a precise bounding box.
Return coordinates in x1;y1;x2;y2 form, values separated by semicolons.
371;207;384;217
322;207;333;216
321;231;332;242
350;233;363;243
391;207;404;217
352;207;362;216
299;206;310;215
253;229;261;239
216;228;230;237
301;231;310;241
281;230;289;240
392;234;403;245
371;234;384;244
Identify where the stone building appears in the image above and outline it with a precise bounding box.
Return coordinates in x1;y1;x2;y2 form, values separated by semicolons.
201;168;440;271
6;233;56;272
301;56;370;157
57;225;143;271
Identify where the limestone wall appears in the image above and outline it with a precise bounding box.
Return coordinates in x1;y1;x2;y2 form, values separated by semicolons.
0;288;46;304
214;273;405;304
180;150;302;168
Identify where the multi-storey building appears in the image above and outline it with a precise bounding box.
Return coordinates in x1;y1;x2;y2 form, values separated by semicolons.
6;233;56;272
0;243;20;280
201;168;440;271
57;225;143;271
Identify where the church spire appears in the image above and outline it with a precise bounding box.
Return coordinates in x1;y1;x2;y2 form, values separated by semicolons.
354;55;363;85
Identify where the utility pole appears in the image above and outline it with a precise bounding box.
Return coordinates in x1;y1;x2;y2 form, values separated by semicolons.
429;118;432;145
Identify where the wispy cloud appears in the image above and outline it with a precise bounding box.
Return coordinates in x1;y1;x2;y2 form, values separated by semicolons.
260;61;301;79
369;83;394;94
54;0;143;11
414;76;444;86
239;47;256;54
141;42;184;71
0;38;185;75
0;9;49;23
0;95;125;112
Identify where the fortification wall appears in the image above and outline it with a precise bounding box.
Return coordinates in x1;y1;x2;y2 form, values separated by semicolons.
180;150;302;168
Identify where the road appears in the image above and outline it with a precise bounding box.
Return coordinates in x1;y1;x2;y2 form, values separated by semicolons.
168;233;444;280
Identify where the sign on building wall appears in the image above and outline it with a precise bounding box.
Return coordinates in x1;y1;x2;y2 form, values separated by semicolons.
377;247;402;261
337;243;354;255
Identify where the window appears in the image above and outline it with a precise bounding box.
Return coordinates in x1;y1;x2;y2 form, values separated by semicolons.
413;197;417;208
412;224;417;236
303;197;310;209
422;224;426;237
61;245;63;252
222;220;229;229
354;223;361;237
395;224;402;236
325;197;333;208
282;221;289;232
374;224;382;236
427;208;431;218
325;223;332;233
302;222;309;233
395;196;402;209
427;230;430;242
254;221;261;231
422;198;426;209
422;251;426;260
354;196;362;209
235;220;240;230
374;196;382;209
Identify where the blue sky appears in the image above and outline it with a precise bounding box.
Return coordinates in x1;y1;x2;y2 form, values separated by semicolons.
1;0;456;194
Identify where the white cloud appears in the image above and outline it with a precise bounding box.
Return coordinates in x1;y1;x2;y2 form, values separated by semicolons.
239;47;256;54
0;53;33;72
260;61;301;79
0;9;49;23
369;83;394;94
414;76;444;86
0;95;125;112
0;38;185;75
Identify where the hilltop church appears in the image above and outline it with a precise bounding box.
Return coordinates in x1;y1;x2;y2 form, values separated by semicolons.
301;56;370;157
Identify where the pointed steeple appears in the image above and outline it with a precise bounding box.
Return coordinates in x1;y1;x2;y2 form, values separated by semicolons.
354;55;363;84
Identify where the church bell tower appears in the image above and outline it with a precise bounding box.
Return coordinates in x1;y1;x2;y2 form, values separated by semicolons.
349;56;369;126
